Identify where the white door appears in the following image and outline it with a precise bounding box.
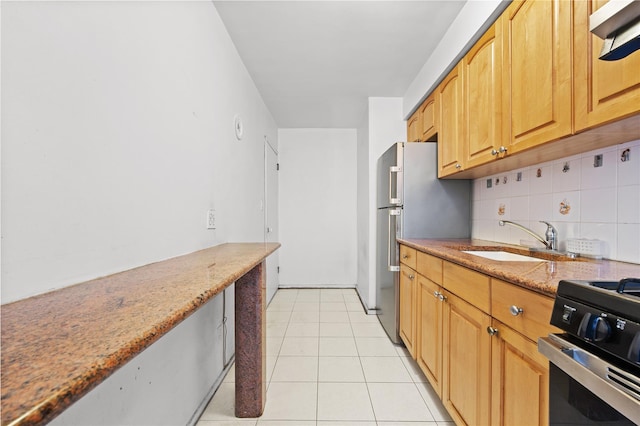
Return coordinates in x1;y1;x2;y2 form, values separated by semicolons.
264;137;279;302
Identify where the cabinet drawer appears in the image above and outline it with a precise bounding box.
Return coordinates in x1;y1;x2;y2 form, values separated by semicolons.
417;252;442;285
443;261;490;314
491;279;559;341
400;245;417;269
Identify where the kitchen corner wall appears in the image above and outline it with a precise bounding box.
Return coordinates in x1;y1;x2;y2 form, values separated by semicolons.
356;98;405;311
472;139;640;264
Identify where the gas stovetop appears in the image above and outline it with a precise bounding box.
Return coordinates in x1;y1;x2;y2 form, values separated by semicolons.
550;278;640;371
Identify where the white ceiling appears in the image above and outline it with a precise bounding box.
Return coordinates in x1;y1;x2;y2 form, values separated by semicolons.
213;1;467;128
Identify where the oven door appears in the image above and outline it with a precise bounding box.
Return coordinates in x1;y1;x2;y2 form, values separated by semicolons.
539;334;640;425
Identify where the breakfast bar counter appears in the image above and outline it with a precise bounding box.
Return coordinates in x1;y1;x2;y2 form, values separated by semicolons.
1;242;280;425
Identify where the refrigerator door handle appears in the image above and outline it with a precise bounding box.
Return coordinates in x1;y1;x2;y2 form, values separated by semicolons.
388;166;402;205
388;209;401;272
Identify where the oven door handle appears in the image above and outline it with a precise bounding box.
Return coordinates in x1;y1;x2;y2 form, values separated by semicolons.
538;334;640;425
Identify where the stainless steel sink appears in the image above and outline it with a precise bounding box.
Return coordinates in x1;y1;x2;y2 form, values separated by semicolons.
462;250;548;262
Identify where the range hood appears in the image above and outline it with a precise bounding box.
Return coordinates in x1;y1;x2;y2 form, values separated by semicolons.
590;0;640;61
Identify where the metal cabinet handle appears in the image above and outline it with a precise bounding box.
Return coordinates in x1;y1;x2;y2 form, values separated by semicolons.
408;274;415;280
487;326;499;336
510;305;524;316
455;163;462;169
492;146;508;156
433;291;447;302
402;254;409;259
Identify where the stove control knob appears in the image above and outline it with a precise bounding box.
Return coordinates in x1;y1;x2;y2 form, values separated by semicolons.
577;313;612;342
562;305;576;323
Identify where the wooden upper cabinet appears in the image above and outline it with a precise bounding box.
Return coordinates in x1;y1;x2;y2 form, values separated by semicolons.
574;0;640;132
463;20;504;169
437;63;465;177
420;94;438;141
407;112;421;142
502;0;573;153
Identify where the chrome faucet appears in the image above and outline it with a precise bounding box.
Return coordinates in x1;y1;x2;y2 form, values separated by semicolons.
499;220;557;251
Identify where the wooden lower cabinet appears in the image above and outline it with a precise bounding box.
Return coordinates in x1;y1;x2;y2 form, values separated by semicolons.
399;264;417;357
442;290;492;426
490;320;549;426
400;245;553;425
417;274;443;397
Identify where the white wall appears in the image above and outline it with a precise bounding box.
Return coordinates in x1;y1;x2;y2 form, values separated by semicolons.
472;140;640;264
2;1;276;423
402;0;508;117
356;104;370;306
278;128;357;287
356;98;405;310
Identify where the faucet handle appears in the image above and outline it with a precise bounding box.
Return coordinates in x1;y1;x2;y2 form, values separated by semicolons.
539;221;556;232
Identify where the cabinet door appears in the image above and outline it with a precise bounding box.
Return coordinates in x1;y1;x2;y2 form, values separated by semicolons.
574;0;640;131
420;94;438;141
442;291;491;426
407;112;421;142
502;0;572;152
464;21;504;168
438;63;465;177
417;275;443;397
490;321;549;426
399;264;417;357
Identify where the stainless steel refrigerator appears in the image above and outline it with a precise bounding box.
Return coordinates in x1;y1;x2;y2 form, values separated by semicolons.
376;142;470;344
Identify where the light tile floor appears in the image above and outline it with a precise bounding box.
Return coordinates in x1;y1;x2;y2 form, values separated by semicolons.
197;288;454;426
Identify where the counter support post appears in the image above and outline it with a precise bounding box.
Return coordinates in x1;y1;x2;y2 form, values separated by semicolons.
234;261;266;417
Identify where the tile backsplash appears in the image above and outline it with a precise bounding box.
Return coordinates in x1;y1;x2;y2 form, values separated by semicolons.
471;139;640;264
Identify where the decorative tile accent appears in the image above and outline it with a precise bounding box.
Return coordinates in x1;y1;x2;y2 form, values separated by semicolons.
621;148;630;162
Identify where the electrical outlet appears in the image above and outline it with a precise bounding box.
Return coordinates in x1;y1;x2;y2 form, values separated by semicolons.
206;209;216;229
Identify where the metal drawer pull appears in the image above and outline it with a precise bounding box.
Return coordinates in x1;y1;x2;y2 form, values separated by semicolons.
433;291;447;302
510;305;524;316
408;274;415;280
487;326;499;336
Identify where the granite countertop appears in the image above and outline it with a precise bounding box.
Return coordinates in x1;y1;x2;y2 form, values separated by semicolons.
1;242;280;426
398;238;640;297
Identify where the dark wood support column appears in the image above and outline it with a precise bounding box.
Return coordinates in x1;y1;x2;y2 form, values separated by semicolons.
234;261;266;417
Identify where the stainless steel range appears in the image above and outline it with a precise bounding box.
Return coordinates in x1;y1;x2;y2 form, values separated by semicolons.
539;278;640;425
